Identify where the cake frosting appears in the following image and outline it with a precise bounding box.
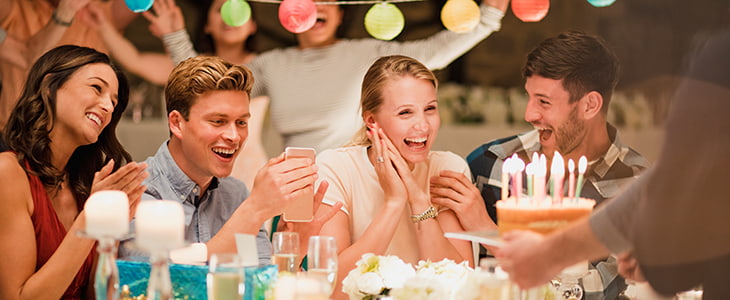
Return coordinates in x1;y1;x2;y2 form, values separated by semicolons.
496;198;595;235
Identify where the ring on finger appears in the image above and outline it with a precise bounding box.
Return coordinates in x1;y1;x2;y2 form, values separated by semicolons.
376;156;385;163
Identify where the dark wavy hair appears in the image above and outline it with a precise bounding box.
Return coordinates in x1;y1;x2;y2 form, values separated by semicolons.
4;45;132;206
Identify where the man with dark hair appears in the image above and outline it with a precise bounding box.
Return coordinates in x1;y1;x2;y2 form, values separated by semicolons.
497;30;730;299
431;31;649;299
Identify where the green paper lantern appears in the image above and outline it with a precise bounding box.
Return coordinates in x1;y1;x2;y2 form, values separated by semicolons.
364;2;405;41
221;0;252;27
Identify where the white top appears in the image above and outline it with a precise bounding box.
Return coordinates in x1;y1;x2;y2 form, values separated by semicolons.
249;5;504;152
317;146;470;264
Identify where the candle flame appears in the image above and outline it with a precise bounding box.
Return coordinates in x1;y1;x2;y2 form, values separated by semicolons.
579;156;588;174
502;157;511;173
525;162;535;175
551;151;565;176
531;152;539;163
514;157;525;172
568;159;575;174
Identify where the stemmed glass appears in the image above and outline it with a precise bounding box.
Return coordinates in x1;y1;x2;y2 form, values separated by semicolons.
307;236;338;297
272;232;300;274
552;261;589;300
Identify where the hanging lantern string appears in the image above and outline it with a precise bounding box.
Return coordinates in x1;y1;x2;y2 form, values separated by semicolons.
247;0;426;5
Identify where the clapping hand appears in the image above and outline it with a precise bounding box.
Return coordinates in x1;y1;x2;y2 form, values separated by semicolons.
90;159;148;220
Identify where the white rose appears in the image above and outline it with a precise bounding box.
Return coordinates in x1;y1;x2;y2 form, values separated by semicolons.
378;256;415;288
357;272;385;295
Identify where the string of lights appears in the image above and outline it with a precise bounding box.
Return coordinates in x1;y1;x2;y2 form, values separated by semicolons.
246;0;426;5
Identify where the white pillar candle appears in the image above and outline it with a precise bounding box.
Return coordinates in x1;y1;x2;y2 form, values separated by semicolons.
85;190;129;237
135;200;185;251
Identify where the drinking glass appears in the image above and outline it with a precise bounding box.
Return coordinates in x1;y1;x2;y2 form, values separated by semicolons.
478;258;511;300
272;232;300;274
207;253;244;300
307;236;338;296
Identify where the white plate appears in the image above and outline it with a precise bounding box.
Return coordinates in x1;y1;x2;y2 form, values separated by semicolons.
444;230;503;247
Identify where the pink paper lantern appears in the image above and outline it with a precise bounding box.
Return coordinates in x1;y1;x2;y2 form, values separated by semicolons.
279;0;317;33
511;0;550;22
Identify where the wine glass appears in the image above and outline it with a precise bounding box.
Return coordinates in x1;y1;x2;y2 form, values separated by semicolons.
307;235;338;296
272;232;300;274
207;253;244;300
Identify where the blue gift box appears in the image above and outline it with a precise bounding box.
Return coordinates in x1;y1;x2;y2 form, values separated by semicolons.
117;259;277;299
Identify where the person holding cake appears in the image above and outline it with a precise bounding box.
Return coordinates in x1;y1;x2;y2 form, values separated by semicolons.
316;55;474;300
495;30;730;299
430;31;649;299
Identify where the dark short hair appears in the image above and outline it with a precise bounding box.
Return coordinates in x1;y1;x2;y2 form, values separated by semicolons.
523;31;619;113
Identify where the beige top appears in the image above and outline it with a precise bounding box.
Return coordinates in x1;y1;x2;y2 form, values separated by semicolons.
317;146;470;264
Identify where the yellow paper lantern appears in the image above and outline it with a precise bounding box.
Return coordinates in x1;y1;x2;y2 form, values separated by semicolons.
364;2;405;41
441;0;480;33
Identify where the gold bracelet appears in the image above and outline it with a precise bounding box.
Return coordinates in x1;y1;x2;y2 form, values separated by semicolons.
51;10;73;27
410;206;438;223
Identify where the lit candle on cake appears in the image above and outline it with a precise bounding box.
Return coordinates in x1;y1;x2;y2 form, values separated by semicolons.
575;156;588;200
512;154;525;201
135;200;185;250
525;162;535;197
85;190;129;237
501;158;511;201
550;151;565;204
534;154;547;201
568;159;575;200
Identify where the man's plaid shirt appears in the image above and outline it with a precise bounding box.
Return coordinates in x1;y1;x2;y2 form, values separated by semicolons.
467;124;649;300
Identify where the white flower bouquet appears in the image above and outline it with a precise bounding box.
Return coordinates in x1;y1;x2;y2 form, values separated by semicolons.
343;254;486;300
341;254;416;300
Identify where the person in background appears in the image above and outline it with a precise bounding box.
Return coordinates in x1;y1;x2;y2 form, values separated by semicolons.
431;31;649;299
0;0;138;132
163;0;510;153
317;55;474;300
119;55;339;265
88;0;268;188
0;45;147;300
496;31;730;299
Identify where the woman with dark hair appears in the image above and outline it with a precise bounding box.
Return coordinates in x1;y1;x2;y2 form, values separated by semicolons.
0;45;147;299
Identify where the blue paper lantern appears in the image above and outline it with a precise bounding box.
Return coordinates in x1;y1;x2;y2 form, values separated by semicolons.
587;0;616;7
125;0;154;13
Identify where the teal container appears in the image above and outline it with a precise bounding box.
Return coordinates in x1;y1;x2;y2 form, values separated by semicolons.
117;259;278;299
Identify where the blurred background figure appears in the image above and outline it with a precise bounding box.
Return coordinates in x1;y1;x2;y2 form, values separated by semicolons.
0;0;138;134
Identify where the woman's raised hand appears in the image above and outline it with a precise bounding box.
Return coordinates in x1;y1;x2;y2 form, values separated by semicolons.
91;159;148;219
367;124;407;205
142;0;185;37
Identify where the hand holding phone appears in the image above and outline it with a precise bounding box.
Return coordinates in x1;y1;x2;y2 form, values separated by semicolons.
282;147;316;222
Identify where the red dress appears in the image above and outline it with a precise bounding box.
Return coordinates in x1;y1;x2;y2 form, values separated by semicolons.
27;164;94;299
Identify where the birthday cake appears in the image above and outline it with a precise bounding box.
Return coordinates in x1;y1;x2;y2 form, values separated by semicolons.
496;198;595;235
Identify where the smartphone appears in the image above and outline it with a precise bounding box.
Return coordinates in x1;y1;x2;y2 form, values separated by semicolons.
282;147;317;222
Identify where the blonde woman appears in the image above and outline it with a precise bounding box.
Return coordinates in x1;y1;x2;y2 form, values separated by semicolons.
317;55;473;300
